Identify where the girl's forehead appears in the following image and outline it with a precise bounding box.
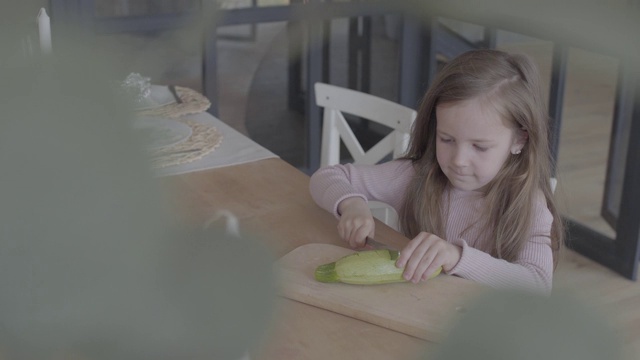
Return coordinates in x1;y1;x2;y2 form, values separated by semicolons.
436;98;514;137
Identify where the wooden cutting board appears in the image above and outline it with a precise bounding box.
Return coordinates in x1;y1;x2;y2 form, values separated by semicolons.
275;243;487;342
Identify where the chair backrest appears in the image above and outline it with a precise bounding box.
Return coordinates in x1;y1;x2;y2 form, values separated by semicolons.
314;82;417;167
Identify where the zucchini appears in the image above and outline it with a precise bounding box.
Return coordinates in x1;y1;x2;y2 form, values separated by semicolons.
314;249;442;285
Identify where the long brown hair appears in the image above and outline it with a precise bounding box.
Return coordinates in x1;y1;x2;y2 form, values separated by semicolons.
399;49;564;266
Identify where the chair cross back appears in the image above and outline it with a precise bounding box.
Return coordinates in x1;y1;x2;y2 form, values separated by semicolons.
314;82;417;167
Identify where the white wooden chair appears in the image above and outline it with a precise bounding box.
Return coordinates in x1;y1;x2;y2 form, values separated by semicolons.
314;82;417;231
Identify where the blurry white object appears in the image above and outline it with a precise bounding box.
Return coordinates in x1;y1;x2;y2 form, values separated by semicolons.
132;116;192;150
314;82;417;230
136;85;176;110
118;73;176;110
37;8;52;53
205;209;241;237
121;73;152;103
21;8;51;56
133;85;176;111
120;73;176;110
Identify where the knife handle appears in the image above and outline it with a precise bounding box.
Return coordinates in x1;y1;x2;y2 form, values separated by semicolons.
169;85;183;104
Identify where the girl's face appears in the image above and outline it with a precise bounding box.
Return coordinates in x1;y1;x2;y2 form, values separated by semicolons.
435;97;525;191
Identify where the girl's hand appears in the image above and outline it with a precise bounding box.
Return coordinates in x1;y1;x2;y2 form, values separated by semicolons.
337;197;375;249
396;232;462;283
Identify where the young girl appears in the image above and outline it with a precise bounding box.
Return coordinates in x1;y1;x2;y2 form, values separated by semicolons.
309;49;564;295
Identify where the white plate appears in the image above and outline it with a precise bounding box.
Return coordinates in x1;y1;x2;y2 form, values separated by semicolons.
133;85;177;111
132;116;192;150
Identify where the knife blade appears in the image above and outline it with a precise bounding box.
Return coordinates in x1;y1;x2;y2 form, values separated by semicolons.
364;236;398;252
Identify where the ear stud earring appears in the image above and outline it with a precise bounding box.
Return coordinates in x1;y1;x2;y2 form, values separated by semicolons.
513;149;522;155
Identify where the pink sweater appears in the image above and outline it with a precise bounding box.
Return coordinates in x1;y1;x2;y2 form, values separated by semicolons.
309;159;554;294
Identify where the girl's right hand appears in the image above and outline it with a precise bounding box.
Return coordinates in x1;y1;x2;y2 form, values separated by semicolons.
337;197;375;249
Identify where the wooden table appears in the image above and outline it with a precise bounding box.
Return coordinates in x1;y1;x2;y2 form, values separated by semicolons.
164;158;463;359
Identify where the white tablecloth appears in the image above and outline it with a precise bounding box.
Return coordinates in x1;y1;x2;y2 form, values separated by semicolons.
154;112;278;177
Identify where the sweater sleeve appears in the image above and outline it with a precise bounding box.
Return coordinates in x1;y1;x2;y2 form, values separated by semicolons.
309;160;415;218
445;197;555;295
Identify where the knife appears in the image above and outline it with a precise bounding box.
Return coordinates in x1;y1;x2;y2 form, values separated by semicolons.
364;236;399;252
158;148;202;156
168;85;183;104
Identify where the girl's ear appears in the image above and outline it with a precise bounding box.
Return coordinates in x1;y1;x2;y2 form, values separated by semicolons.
511;128;528;154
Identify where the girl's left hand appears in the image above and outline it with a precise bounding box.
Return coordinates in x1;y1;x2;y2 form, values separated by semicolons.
396;232;462;283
